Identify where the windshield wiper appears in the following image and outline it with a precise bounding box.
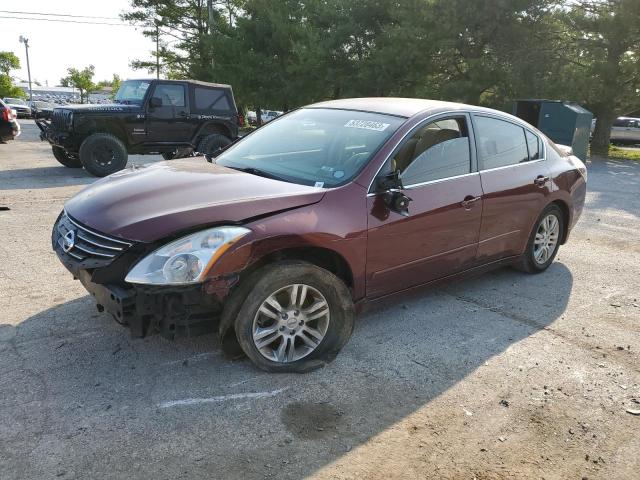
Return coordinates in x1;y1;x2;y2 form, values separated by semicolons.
227;166;289;183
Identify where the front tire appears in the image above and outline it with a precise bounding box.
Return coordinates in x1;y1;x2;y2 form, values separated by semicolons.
51;146;82;168
233;261;355;373
79;133;128;177
516;204;564;273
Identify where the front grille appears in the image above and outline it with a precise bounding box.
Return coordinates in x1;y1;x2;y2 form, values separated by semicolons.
54;212;132;268
51;109;72;131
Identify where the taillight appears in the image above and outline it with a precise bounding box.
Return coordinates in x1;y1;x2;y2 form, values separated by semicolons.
1;108;9;122
237;114;244;127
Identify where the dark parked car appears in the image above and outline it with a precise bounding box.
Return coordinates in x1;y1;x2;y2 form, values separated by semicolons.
52;98;587;372
29;100;56;120
37;79;241;176
2;97;31;118
0;99;20;142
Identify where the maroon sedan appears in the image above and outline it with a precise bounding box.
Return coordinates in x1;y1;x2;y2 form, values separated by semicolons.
52;98;587;372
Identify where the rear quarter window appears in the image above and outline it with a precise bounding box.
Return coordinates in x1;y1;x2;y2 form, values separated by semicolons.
192;87;232;113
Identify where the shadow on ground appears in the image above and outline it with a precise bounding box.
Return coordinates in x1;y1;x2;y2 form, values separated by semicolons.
0;264;573;478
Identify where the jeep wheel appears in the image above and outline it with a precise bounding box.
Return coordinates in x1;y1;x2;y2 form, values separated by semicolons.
197;134;232;158
79;133;128;177
52;146;82;168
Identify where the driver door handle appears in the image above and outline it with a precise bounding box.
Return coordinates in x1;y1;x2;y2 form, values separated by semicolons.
177;111;188;117
534;175;549;187
461;195;481;209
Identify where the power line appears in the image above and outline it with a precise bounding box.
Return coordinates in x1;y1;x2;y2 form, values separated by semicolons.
0;10;121;20
0;15;133;27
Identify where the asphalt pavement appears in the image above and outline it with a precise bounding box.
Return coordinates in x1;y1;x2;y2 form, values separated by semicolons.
0;120;638;479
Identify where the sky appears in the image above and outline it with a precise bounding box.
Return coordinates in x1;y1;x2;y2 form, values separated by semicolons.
0;0;156;86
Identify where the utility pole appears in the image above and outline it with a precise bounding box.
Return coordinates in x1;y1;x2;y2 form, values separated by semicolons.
19;36;33;103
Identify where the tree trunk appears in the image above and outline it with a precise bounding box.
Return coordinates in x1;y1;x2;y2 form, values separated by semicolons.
591;109;616;156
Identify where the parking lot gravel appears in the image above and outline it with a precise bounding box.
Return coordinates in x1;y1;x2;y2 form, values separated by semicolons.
1;120;639;479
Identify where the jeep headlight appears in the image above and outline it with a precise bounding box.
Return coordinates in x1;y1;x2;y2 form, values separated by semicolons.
125;226;250;285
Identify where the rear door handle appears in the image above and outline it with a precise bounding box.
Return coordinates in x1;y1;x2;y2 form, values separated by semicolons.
177;111;188;117
534;175;549;187
461;195;481;209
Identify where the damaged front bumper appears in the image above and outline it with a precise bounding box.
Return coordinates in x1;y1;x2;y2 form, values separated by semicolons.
52;213;230;339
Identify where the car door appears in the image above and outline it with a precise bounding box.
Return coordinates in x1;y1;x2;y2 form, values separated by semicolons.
472;114;551;264
627;119;640;143
146;82;192;142
366;113;483;298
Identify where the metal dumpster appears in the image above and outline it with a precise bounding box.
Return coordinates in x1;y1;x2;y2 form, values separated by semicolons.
513;100;593;161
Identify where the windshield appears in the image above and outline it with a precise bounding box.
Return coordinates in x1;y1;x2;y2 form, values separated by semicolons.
216;108;405;187
5;98;26;105
114;80;151;104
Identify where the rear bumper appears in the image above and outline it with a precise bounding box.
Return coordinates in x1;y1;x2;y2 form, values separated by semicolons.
0;121;20;142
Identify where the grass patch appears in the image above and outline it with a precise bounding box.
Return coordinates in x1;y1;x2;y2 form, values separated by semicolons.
608;145;640;161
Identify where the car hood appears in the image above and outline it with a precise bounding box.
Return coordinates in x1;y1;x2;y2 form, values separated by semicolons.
64;161;325;243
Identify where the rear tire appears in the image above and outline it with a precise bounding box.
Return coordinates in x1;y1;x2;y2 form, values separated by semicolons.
197;134;232;158
515;204;564;273
79;133;128;177
52;146;82;168
232;261;355;373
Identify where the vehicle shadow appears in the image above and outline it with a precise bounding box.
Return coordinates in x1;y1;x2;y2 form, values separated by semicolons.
0;165;96;190
0;264;573;479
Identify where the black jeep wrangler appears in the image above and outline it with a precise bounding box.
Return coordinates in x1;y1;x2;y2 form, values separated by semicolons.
37;79;240;176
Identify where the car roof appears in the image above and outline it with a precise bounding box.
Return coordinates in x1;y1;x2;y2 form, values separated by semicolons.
306;97;503;119
126;78;232;90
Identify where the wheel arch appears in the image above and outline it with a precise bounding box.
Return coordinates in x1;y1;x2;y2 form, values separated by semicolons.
217;246;355;354
194;122;233;143
549;199;570;244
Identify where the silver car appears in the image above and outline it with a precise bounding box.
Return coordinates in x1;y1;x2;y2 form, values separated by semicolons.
610;117;640;144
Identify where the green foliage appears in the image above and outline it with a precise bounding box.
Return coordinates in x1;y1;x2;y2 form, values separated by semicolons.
0;74;25;98
61;66;96;103
123;0;640;139
0;51;20;76
608;145;640;161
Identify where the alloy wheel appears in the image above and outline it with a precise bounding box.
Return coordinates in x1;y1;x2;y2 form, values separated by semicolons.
533;213;560;264
252;284;330;363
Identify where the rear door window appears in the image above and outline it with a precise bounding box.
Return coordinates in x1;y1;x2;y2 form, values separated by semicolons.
193;87;232;113
475;116;529;169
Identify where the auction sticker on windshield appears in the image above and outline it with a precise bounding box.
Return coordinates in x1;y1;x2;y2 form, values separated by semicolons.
344;119;390;131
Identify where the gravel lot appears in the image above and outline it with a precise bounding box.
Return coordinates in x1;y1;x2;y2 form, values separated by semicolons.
1;121;639;479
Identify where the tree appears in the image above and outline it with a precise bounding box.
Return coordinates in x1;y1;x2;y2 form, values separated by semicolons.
122;0;239;80
0;51;20;76
61;66;96;103
0;75;25;98
0;51;25;98
561;0;640;154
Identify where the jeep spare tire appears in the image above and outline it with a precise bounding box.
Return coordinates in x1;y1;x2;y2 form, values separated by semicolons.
52;146;82;168
79;133;128;177
197;133;232;158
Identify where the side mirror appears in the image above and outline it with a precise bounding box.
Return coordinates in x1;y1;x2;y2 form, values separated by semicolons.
149;97;162;108
376;170;412;216
383;189;412;217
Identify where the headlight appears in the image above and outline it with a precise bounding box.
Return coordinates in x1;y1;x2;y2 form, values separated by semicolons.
125;226;250;285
